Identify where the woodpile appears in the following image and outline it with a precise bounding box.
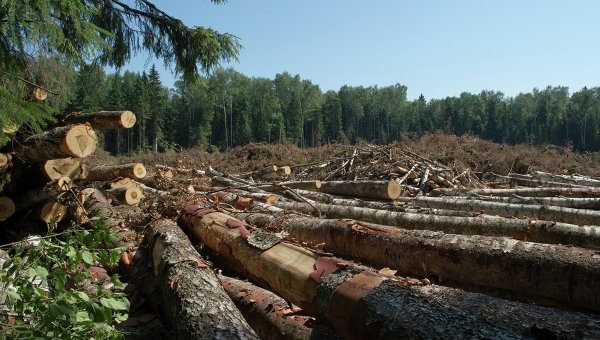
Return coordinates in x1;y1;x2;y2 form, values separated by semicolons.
3;138;600;337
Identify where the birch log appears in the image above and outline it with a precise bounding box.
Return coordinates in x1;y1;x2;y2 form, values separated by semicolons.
63;111;136;130
143;219;259;339
274;201;600;249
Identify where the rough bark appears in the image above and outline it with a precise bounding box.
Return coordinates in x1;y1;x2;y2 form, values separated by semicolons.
143;219;258;339
0;196;15;221
85;163;147;181
259;181;322;192
432;187;600;198
178;206;520;339
220;275;339;340
401;196;600;225
13;124;98;163
532;171;600;187
469;195;600;210
155;164;205;177
320;180;401;200
40;157;89;180
274;201;600;249
79;188;123;228
63;111;137;130
486;172;590;188
236;212;600;311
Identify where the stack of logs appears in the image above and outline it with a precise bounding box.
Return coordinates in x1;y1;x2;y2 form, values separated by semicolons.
136;145;600;339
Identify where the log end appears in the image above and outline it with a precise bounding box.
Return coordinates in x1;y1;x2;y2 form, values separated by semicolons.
55;177;72;192
39;201;66;224
120;110;137;129
314;180;322;190
0;197;15;221
60;124;98;158
0;153;10;170
124;186;143;205
132;163;147;179
387;180;402;200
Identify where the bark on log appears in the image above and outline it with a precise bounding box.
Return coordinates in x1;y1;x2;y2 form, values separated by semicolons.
486;172;590;188
40;157;89;180
320;180;401;200
259;181;322;192
211;176;269;194
143;219;258;339
532;171;600;187
470;195;600;210
63;111;137;130
0;197;15;221
109;185;143;205
107;177;135;190
236;212;600;311
79;188;123;229
220;275;339;340
401;196;600;225
274;201;600;249
14;124;98;163
178;207;521;339
155;164;205;177
432;187;600;198
85;163;147;181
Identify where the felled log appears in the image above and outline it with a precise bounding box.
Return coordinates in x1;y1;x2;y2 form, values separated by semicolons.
143;219;258;339
236;212;600;311
319;180;401;200
14;178;70;212
432;187;600;198
276;165;292;177
38;200;66;224
85;163;147;181
40;157;89;180
401;196;600;225
139;169;173;188
533;171;600;187
0;197;15;221
107;177;135;190
62;110;136;130
260;181;322;192
0;153;11;173
208;192;284;214
470;195;600;210
178;206;520;338
14;124;97;163
211;176;269;194
486;172;589;188
109;185;143;205
155;164;205;177
227;191;280;205
238;165;279;179
274;201;600;249
220;275;339;340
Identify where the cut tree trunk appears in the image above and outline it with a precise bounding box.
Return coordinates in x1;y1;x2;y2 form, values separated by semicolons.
259;181;322;192
220;275;339;340
14;124;97;163
109;185;143;205
78;188;123;229
401;196;600;225
469;195;600;210
178;206;521;339
211;176;269;194
38;200;66;224
62;111;136;130
85;163;147;181
0;153;11;173
28;87;48;102
107;177;135;190
320;180;401;200
142;219;259;339
274;201;600;249
40;157;89;180
0;197;15;221
432;187;600;198
235;212;600;311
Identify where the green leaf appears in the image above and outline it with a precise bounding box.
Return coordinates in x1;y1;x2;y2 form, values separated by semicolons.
34;266;49;278
99;297;129;311
77;291;90;302
81;251;94;266
65;246;77;258
76;310;91;323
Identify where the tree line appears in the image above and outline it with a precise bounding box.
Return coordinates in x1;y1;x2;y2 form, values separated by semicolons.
65;65;600;153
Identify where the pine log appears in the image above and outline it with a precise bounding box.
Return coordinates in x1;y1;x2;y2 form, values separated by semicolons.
208;192;284;214
0;197;15;221
432;187;600;198
14;124;98;163
63;111;136;130
107;177;135;190
401;196;600;225
227;191;280;205
38;200;66;224
470;195;600;210
178;207;519;338
85;163;147;181
139;169;173;188
143;219;258;339
109;185;143;205
219;275;339;340
238;165;279;179
236;212;600;311
320;180;401;200
40;157;89;180
274;201;600;249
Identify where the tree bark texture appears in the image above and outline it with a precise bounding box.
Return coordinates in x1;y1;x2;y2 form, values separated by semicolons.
13;124;97;163
143;219;258;339
235;212;600;312
460;195;600;210
432;187;600;198
178;206;521;339
85;163;147;181
63;110;137;130
319;180;401;200
274;201;600;249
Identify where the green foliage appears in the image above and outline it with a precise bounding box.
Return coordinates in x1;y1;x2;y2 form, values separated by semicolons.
0;222;128;339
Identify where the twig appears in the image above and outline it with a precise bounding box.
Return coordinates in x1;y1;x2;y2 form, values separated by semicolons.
0;70;59;95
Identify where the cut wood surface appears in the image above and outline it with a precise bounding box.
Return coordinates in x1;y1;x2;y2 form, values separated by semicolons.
259;180;322;192
29;87;48;102
63;110;137;130
0;153;11;173
107;177;135;190
401;196;600;225
40;157;89;180
38;200;66;224
143;219;258;339
109;185;143;205
274;201;600;248
432;187;600;198
320;180;401;200
220;275;339;340
14;124;97;162
236;212;600;311
85;163;147;181
0;196;15;221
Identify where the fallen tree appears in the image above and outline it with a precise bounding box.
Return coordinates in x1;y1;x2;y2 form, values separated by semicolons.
13;124;97;163
62;110;137;130
319;180;401;200
461;195;600;210
432;187;600;198
85;163;147;181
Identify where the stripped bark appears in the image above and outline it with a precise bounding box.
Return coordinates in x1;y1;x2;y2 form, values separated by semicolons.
178;206;520;339
85;163;147;181
220;275;339;340
320;180;401;200
274;201;600;249
400;196;600;225
63;110;136;130
235;212;600;311
432;187;600;198
13;124;98;163
143;219;258;339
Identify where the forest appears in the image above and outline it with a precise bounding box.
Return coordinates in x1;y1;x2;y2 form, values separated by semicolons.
35;62;598;154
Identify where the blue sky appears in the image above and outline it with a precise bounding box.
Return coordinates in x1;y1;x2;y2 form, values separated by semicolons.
125;0;600;99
